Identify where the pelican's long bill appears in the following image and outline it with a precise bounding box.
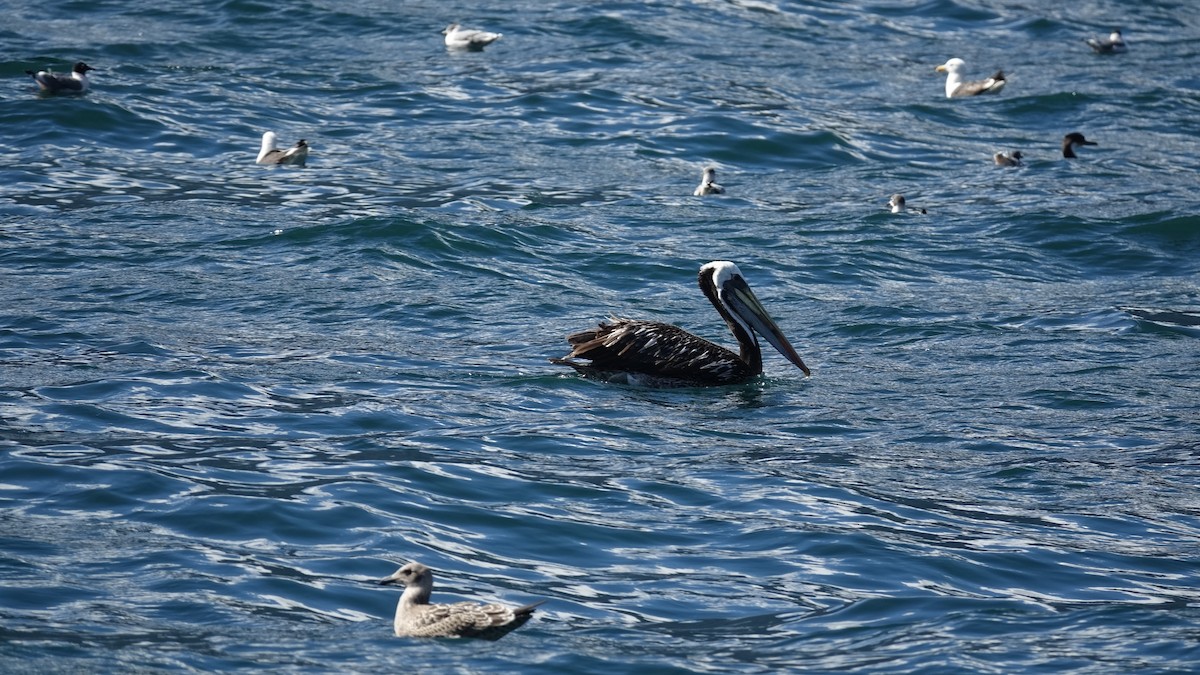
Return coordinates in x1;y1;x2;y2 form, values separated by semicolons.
721;275;811;376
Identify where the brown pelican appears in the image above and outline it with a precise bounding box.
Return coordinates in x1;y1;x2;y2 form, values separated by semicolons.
1062;132;1097;158
551;261;810;387
26;61;94;94
256;132;309;166
935;58;1005;98
380;561;544;640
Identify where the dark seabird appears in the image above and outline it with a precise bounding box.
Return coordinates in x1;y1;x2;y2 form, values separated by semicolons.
935;58;1005;98
25;62;94;94
551;261;810;387
1062;132;1097;159
994;150;1024;167
693;167;724;196
1086;30;1127;54
443;23;503;51
380;562;543;640
888;194;926;214
256;131;309;166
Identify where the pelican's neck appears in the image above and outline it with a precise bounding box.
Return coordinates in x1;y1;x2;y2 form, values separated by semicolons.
699;267;762;372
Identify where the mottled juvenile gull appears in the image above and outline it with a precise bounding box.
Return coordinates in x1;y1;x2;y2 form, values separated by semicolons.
379;561;544;640
256;131;309;166
1086;30;1127;54
25;62;94;94
693;167;724;196
994;150;1023;167
935;58;1005;98
443;23;503;51
888;194;926;215
1061;132;1097;159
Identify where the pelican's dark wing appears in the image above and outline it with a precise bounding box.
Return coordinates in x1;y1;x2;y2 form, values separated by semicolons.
551;319;752;385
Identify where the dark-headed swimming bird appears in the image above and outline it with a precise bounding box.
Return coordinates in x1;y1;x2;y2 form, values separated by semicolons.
380;562;544;640
1062;132;1097;158
935;58;1005;98
551;261;810;387
26;61;94;94
256;131;309;166
1086;30;1127;54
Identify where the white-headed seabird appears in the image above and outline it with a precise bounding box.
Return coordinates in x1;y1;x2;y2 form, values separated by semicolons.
25;62;94;94
256;131;309;166
442;23;503;51
693;167;724;196
551;261;810;387
1062;132;1097;159
935;58;1005;98
994;150;1024;167
888;194;926;215
380;562;543;640
1086;30;1127;54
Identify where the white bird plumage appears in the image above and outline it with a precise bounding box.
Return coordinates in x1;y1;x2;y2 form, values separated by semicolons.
935;58;1006;98
443;23;503;51
256;131;309;166
693;167;724;196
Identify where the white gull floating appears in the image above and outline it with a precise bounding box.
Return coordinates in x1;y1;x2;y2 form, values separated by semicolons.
935;58;1005;98
693;167;724;196
443;23;503;51
380;562;543;640
256;132;309;166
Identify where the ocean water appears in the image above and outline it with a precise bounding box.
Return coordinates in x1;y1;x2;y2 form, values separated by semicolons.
2;0;1199;672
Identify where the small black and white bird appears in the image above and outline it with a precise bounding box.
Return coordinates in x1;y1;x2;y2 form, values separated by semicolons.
256;132;309;166
442;23;503;51
1061;132;1097;159
1085;30;1127;54
693;167;724;196
994;150;1024;167
888;194;927;215
935;58;1005;98
25;62;94;94
380;562;543;640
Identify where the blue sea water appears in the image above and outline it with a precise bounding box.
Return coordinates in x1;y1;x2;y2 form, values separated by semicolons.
2;0;1199;672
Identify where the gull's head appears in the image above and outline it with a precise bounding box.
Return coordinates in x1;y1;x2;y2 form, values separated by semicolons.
935;58;965;75
380;562;434;592
888;194;905;212
702;166;717;180
442;23;460;35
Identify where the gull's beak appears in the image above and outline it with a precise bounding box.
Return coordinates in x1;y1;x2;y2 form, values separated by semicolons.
935;64;947;73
